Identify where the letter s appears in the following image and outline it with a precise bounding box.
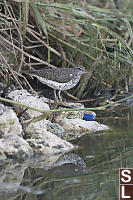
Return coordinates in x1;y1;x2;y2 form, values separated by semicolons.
121;170;131;183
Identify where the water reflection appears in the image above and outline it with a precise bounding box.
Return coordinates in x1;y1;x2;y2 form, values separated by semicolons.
1;106;133;200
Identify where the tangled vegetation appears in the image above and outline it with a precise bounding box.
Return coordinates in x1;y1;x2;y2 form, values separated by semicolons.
0;0;133;102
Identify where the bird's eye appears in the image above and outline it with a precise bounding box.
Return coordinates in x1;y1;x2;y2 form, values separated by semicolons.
70;73;73;77
76;66;85;71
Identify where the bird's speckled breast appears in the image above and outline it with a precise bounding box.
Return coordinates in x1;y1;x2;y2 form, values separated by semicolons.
33;74;81;90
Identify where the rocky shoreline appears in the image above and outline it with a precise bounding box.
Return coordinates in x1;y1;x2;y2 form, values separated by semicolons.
0;89;109;160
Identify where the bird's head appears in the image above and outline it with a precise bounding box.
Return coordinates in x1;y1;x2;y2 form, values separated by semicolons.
75;66;91;76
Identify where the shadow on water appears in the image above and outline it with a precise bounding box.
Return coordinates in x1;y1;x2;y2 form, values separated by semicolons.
1;106;133;200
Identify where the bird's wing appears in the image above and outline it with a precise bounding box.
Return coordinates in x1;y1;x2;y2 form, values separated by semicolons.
53;68;75;83
27;68;76;83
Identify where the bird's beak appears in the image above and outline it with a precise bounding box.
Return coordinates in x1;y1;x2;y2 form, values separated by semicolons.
85;71;92;75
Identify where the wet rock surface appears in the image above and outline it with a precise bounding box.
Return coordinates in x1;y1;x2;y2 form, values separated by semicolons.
26;120;74;155
0;151;89;194
50;153;89;177
0;160;28;192
0;134;33;159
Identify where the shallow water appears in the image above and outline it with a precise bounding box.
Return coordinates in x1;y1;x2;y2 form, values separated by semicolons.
1;106;133;200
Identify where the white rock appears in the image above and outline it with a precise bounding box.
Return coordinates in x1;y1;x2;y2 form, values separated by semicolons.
46;122;64;137
24;119;49;138
56;102;85;122
0;135;33;159
0;103;22;137
26;121;74;155
0;161;28;192
8;89;50;118
61;118;109;132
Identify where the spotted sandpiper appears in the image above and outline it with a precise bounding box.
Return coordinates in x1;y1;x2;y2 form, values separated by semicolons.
23;66;90;102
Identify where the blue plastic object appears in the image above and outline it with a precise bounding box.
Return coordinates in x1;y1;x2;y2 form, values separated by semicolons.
83;113;95;121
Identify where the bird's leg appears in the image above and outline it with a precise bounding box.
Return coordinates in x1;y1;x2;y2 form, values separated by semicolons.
58;90;63;103
49;89;58;122
53;89;58;108
54;89;57;100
